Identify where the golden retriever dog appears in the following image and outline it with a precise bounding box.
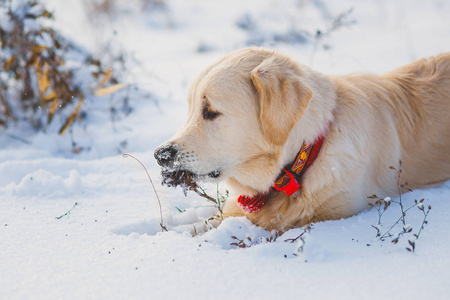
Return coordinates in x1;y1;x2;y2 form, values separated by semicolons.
155;48;450;232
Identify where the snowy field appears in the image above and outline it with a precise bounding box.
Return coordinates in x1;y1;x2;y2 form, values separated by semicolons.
1;0;450;299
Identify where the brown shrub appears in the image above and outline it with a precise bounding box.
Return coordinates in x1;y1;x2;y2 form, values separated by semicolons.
0;0;117;133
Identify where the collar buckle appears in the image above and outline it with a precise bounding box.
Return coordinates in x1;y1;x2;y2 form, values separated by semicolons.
273;169;301;196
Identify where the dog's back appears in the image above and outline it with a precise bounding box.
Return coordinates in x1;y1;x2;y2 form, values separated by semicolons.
383;53;450;188
333;53;450;192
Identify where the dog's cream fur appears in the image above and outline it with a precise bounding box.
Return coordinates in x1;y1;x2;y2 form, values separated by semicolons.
158;48;450;232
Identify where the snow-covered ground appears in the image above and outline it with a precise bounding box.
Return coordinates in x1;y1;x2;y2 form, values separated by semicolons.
1;0;450;299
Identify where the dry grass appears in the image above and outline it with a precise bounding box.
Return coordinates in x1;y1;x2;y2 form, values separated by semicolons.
0;0;118;133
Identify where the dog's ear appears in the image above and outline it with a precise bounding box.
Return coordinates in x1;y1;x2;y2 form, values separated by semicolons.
250;55;313;145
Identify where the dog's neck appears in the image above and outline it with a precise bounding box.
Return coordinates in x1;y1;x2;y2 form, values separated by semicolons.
279;73;336;173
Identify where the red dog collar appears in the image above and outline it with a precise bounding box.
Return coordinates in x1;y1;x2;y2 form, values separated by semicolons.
237;135;324;213
274;135;324;196
237;193;269;213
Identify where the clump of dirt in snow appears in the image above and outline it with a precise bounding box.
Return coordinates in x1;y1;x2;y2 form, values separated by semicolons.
161;169;199;196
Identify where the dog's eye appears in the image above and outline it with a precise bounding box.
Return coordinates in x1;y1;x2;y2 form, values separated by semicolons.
202;105;221;120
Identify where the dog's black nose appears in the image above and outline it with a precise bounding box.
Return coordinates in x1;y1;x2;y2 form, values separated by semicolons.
154;144;179;167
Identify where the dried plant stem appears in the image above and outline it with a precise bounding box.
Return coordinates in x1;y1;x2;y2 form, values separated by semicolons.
416;206;431;239
395;162;406;225
284;225;312;244
122;153;166;232
195;186;217;203
379;200;416;240
216;185;224;220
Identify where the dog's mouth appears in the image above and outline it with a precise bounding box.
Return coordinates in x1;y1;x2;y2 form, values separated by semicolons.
160;168;222;193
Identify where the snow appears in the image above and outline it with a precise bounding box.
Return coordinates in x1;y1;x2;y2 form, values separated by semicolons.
1;0;450;299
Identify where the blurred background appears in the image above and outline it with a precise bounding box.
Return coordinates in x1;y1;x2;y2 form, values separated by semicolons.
1;0;449;159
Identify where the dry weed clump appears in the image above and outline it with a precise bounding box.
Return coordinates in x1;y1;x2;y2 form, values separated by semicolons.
369;160;432;252
160;168;226;219
0;0;120;133
230;224;312;256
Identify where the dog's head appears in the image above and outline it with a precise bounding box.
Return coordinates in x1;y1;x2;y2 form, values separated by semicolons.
155;48;318;192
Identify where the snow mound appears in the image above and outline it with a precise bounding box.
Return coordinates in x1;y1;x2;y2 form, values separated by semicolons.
7;169;82;198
